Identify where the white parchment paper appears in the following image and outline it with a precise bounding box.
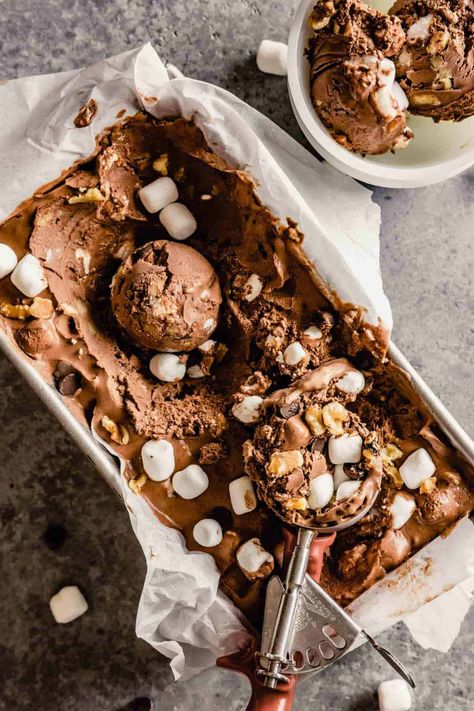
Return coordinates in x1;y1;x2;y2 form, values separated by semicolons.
1;44;472;680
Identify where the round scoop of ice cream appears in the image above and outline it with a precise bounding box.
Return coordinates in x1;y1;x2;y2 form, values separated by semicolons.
242;359;383;527
111;240;222;352
307;0;413;154
390;0;474;121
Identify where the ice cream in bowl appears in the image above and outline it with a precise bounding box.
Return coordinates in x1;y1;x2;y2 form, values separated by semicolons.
287;0;474;187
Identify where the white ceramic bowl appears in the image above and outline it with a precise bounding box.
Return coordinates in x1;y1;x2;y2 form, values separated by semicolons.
287;0;474;188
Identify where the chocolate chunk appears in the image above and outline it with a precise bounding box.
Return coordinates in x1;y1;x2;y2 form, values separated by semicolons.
280;401;299;419
58;372;81;396
74;98;98;128
311;437;327;453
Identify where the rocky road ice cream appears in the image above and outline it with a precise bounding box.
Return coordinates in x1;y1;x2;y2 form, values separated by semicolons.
390;0;474;121
0;113;472;622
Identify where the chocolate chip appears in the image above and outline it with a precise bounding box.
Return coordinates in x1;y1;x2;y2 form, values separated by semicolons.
54;360;77;378
58;372;81;396
208;506;233;532
280;401;299;419
311;437;326;453
42;524;68;551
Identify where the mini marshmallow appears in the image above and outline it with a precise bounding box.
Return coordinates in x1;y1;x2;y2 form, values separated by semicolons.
141;439;175;482
390;492;416;530
407;14;432;41
399;448;436;489
159;202;197;241
193;518;223;547
244;273;263;302
378;679;412;711
392;81;409;110
0;243;18;280
187;364;205;379
336;370;365;395
308;473;334;510
256;39;288;76
372;86;398;119
303;325;322;340
284;341;306;366
237;537;274;579
328;434;363;465
149;353;186;382
198;339;216;353
139;176;178;214
229;475;257;515
333;464;350;488
50;585;88;624
335;480;360;501
172;464;209;499
11;253;47;298
232;395;263;424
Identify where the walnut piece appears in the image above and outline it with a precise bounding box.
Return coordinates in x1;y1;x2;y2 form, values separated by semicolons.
128;473;147;494
305;405;326;436
68;188;105;204
267;449;304;477
152;154;169;175
101;415;130;445
322;402;348;436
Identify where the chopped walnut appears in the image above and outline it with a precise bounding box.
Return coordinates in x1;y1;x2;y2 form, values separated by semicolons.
128;473;147;494
427;29;450;55
68;188;105;204
29;297;54;319
420;476;437;494
305;405;326;436
268;449;304;477
0;302;31;320
101;415;130;445
284;497;309;511
152;154;169;175
322;402;348;436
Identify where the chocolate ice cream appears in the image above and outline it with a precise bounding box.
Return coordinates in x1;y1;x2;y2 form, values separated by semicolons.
307;0;413;154
390;0;474;120
111;240;221;352
0;112;472;622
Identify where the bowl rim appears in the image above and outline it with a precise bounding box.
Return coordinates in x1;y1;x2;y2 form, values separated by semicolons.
287;0;474;188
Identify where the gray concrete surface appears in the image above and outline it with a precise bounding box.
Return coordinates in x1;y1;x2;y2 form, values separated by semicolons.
0;1;473;709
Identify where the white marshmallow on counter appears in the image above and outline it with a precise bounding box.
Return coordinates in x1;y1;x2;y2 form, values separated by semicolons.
335;480;360;501
187;364;205;379
244;273;263;302
333;464;350;488
139;176;178;214
50;586;88;624
159;202;197;241
328;434;363;465
149;353;186;382
256;40;288;76
11;253;47;297
232;395;263;424
336;370;365;395
237;538;274;579
172;464;209;499
303;325;322;340
308;472;334;510
283;341;306;366
0;243;18;280
229;475;257;515
141;439;175;482
193;518;223;547
378;679;412;711
390;492;416;530
399;448;436;489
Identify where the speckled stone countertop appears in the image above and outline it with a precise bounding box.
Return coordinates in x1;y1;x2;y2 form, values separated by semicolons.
0;2;473;710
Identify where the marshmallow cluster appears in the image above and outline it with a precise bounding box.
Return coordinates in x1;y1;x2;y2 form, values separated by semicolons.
399;448;436;489
141;439;175;482
139;176;197;241
328;433;363;465
308;472;334;509
229;475;257;515
232;395;263;424
256;40;288;76
236;538;274;579
149;353;186;382
0;243;18;280
172;464;209;499
11;253;47;298
193;518;223;547
50;586;88;624
390;492;416;530
378;679;412;711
